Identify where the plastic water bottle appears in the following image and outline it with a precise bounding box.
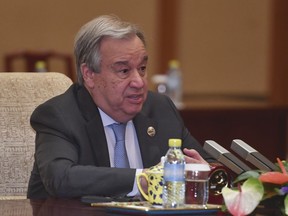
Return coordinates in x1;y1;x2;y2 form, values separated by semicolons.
166;60;183;109
162;139;185;208
35;61;47;72
151;74;168;95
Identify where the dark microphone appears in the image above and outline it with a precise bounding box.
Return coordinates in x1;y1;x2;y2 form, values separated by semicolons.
231;139;278;171
204;140;251;174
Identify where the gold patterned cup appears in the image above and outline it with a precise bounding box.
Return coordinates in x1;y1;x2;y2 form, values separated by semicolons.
136;165;164;205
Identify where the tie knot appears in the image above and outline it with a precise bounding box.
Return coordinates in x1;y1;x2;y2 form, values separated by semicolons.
111;123;126;142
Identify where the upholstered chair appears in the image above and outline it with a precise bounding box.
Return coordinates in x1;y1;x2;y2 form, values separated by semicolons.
0;72;72;199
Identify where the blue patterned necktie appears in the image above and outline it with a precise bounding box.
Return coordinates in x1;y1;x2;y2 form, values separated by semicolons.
111;123;129;168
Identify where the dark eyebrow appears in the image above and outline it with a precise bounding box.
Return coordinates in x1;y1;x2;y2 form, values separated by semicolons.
142;55;148;63
138;56;148;66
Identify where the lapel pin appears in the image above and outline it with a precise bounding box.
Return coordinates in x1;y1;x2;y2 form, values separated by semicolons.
147;126;156;137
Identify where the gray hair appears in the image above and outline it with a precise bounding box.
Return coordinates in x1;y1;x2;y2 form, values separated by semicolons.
74;15;146;85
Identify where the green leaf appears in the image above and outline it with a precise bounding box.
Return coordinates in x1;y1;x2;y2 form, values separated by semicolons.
285;194;288;215
233;170;260;184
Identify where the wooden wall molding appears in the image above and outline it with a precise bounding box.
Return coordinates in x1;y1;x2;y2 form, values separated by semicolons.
270;1;288;106
157;0;179;74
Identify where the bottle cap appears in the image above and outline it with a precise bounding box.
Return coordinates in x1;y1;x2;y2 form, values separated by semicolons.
168;60;180;69
35;61;47;72
168;138;182;147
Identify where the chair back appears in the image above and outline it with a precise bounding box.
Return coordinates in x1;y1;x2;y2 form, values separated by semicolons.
4;50;75;82
0;72;73;199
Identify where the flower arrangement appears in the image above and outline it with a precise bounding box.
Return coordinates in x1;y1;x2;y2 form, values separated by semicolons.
221;158;288;216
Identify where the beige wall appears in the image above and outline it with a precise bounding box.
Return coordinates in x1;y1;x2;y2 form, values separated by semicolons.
0;0;158;85
0;0;273;106
179;0;271;98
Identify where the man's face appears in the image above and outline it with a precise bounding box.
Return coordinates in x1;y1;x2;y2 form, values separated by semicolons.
84;35;148;123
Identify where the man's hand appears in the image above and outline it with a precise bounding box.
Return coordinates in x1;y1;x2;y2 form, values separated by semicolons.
183;148;208;164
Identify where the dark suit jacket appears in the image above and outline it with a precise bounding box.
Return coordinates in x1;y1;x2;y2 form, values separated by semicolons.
27;84;213;199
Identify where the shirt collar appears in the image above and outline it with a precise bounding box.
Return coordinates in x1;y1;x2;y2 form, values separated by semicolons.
98;108;116;127
98;108;133;127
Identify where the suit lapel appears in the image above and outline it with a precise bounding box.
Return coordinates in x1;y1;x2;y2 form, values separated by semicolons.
86;117;110;167
133;113;162;168
76;86;164;168
76;86;110;167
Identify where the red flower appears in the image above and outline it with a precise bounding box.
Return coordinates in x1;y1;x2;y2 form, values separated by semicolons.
259;158;288;185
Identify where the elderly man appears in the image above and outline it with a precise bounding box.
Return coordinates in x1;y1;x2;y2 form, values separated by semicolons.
27;15;213;199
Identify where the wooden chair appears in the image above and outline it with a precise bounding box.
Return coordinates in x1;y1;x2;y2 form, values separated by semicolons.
4;50;75;82
0;72;73;199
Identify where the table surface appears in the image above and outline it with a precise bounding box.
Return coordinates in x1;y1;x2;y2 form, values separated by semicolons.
1;198;105;216
0;198;226;216
0;198;281;216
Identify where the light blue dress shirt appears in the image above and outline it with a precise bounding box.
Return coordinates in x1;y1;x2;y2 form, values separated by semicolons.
98;108;143;196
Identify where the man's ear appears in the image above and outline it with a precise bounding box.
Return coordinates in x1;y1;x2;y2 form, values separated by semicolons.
81;63;95;88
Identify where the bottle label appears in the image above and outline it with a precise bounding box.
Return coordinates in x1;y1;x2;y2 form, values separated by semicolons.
164;163;185;181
